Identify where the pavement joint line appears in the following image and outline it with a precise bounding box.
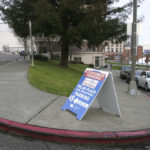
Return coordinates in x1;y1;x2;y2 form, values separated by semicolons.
25;96;61;124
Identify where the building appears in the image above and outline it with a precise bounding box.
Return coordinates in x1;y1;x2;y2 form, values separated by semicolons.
35;38;105;68
69;45;105;68
123;45;143;63
104;41;124;60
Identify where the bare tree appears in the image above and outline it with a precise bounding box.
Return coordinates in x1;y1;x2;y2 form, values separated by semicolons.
145;54;150;70
2;44;10;53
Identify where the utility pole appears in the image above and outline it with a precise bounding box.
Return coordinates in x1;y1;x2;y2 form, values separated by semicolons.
29;20;34;67
128;0;137;95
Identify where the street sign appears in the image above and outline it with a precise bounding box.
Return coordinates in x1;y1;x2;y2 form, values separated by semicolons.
62;68;121;120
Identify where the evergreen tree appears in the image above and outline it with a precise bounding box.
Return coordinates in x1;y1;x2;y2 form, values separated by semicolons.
1;0;132;66
33;0;131;66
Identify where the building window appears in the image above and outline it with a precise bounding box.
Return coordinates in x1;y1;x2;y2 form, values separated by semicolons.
74;57;81;63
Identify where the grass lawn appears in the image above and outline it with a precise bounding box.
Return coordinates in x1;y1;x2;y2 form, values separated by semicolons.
112;65;122;70
28;60;89;97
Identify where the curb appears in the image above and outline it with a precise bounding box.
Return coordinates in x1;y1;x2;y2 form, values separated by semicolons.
0;118;150;145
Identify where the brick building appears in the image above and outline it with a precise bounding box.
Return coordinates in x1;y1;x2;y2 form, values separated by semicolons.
123;46;143;63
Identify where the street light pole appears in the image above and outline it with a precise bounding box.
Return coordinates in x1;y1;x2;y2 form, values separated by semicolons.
29;20;34;67
128;0;137;95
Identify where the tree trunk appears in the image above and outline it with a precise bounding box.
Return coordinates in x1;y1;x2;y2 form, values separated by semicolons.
60;38;69;67
24;38;27;60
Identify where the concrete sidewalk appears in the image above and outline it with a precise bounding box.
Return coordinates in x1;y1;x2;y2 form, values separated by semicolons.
0;59;150;144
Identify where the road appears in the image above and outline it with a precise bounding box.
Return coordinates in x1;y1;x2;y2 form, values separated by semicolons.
0;54;21;66
0;132;150;150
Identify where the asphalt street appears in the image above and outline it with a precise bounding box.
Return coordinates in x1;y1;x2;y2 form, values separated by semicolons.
2;131;150;150
0;54;21;66
0;132;150;150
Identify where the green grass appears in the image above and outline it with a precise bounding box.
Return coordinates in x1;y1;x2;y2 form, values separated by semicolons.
112;65;122;70
28;60;89;97
107;61;128;65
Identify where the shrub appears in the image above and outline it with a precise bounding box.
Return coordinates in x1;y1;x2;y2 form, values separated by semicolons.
51;54;60;60
69;61;76;64
34;54;48;61
88;64;94;68
69;61;84;64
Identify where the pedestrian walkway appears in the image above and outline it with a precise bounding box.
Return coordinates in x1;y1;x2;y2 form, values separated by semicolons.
0;59;150;145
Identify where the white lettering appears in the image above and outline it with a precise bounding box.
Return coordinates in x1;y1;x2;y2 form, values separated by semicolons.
74;98;89;109
75;92;90;101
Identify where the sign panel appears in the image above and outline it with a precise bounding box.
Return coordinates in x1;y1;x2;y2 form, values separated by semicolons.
127;23;142;36
62;68;109;120
95;72;121;117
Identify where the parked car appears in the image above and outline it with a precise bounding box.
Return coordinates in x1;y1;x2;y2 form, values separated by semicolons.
120;65;131;79
136;71;150;91
19;50;29;56
126;70;143;83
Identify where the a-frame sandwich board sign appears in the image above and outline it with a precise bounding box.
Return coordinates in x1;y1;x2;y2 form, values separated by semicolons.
62;68;121;120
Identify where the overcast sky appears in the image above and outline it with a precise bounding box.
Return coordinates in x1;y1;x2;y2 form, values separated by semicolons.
115;0;150;46
0;0;150;49
136;0;150;45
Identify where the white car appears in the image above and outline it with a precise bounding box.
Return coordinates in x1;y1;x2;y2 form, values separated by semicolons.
136;71;150;91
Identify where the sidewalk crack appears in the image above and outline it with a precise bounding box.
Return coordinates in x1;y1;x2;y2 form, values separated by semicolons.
25;96;61;124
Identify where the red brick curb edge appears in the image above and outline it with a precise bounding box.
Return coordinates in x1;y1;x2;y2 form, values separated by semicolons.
0;118;150;144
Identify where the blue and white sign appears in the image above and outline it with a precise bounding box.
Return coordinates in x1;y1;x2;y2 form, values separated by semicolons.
62;68;109;120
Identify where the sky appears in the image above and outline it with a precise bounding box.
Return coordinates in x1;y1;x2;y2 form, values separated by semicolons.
0;24;23;50
136;0;150;46
0;0;150;50
115;0;150;46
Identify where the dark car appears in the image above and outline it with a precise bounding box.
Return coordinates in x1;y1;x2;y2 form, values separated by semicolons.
19;50;29;56
126;70;143;83
120;65;131;80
